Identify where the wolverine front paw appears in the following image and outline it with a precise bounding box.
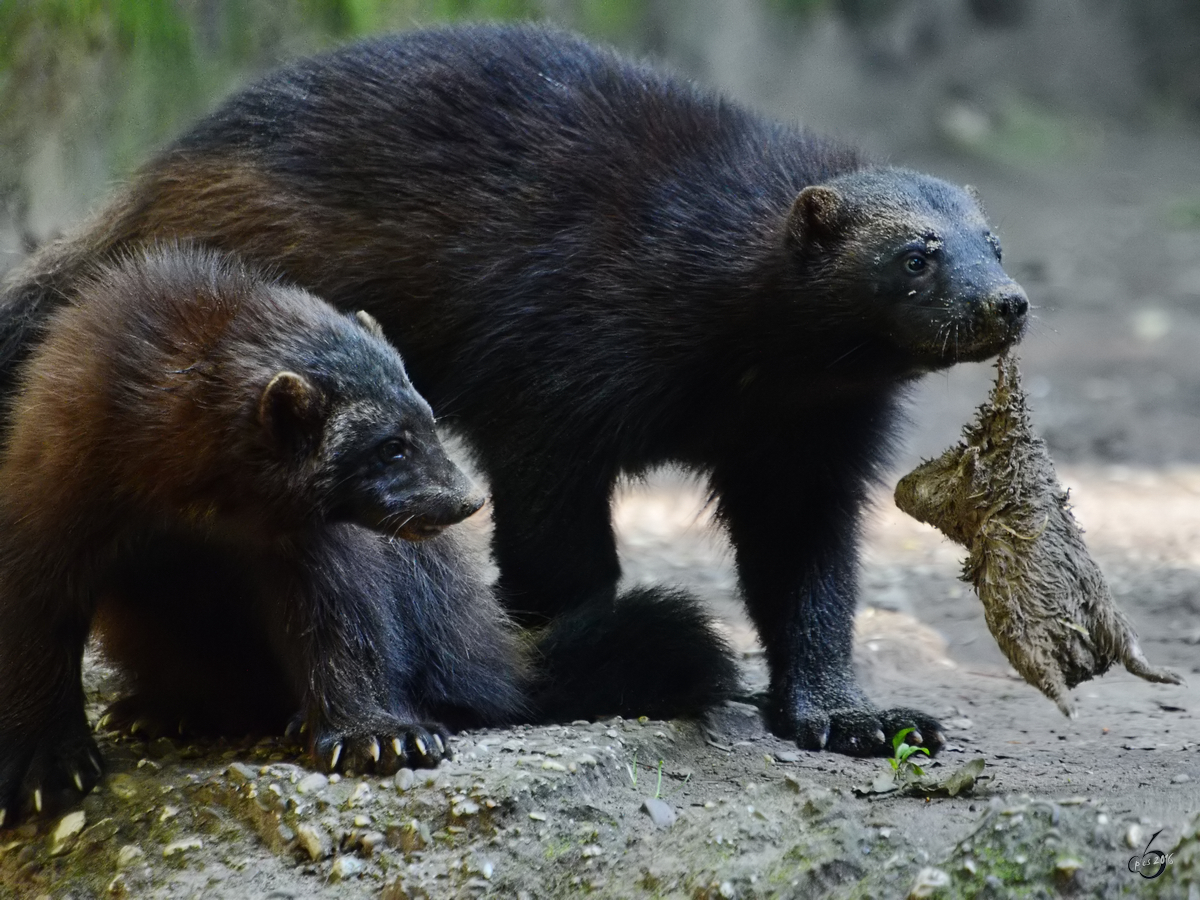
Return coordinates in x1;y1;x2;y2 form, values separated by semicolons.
0;724;104;827
308;720;451;775
787;704;946;757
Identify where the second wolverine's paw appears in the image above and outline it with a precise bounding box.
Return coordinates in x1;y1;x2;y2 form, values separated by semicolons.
791;706;946;757
309;721;451;775
0;723;104;827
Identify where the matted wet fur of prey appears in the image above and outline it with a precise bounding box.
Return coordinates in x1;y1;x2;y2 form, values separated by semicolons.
894;353;1182;715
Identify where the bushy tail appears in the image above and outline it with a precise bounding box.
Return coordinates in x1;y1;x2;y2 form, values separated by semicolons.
529;586;739;723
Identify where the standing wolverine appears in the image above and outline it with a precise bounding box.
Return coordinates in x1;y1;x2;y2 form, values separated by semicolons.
0;25;1028;756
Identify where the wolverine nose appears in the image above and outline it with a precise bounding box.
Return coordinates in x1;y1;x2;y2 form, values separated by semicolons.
993;287;1029;322
459;491;487;519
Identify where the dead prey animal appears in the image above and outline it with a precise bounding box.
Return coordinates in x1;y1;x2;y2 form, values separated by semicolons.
894;353;1182;715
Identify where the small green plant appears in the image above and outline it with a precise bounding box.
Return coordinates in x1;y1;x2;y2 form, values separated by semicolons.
888;727;930;782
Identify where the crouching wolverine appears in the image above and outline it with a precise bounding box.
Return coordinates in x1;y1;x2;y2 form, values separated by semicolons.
0;245;736;825
0;247;524;824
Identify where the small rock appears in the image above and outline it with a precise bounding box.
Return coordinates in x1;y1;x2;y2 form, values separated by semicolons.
581;844;603;858
386;819;430;852
330;855;366;881
576;754;598;767
1055;857;1084;878
641;798;676;829
1173;774;1191;783
162;837;203;857
719;882;735;899
394;768;415;792
775;751;800;763
226;762;257;785
451;799;480;817
908;867;951;898
541;761;567;772
106;774;140;802
349;783;372;806
296;772;328;794
79;817;119;848
115;845;145;868
1125;823;1145;849
358;831;386;856
529;811;547;822
296;824;331;861
48;810;86;855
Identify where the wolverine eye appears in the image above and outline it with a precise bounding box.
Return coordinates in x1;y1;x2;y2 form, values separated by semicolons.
378;439;407;463
903;252;928;275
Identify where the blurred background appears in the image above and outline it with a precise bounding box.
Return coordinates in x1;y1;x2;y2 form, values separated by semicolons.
2;0;1200;466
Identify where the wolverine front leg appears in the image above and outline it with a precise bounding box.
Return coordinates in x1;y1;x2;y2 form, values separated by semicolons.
0;551;103;824
265;531;451;774
713;432;945;757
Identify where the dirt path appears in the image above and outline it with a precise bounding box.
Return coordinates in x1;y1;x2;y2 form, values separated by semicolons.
2;467;1196;899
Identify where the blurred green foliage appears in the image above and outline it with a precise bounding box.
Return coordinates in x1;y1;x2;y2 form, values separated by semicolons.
0;0;645;238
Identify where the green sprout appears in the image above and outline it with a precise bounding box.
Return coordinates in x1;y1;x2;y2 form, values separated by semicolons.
889;727;930;781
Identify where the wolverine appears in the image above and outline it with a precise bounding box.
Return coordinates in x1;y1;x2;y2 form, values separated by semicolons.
0;24;1028;761
0;246;525;823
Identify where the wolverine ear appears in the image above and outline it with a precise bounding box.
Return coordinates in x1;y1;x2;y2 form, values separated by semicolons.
786;185;844;246
355;310;386;339
259;371;325;453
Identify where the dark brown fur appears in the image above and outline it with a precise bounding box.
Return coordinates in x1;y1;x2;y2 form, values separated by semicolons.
0;246;526;824
0;25;1026;759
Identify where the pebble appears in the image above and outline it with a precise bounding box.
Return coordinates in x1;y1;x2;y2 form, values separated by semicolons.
641;798;676;829
394;768;415;792
907;867;951;898
329;855;366;881
296;824;331;861
529;811;547;822
48;811;86;856
162;837;203;857
226;763;257;785
1125;823;1145;849
296;772;328;794
1173;774;1191;783
1055;857;1084;877
359;831;386;855
107;774;140;801
576;754;598;767
115;845;145;868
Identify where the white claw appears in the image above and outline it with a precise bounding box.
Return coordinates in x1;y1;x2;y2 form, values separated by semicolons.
88;753;103;775
392;738;403;757
329;742;343;771
368;738;380;763
33;788;42;813
433;734;444;754
414;736;428;757
0;808;6;828
73;771;84;792
873;730;886;744
96;713;111;732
